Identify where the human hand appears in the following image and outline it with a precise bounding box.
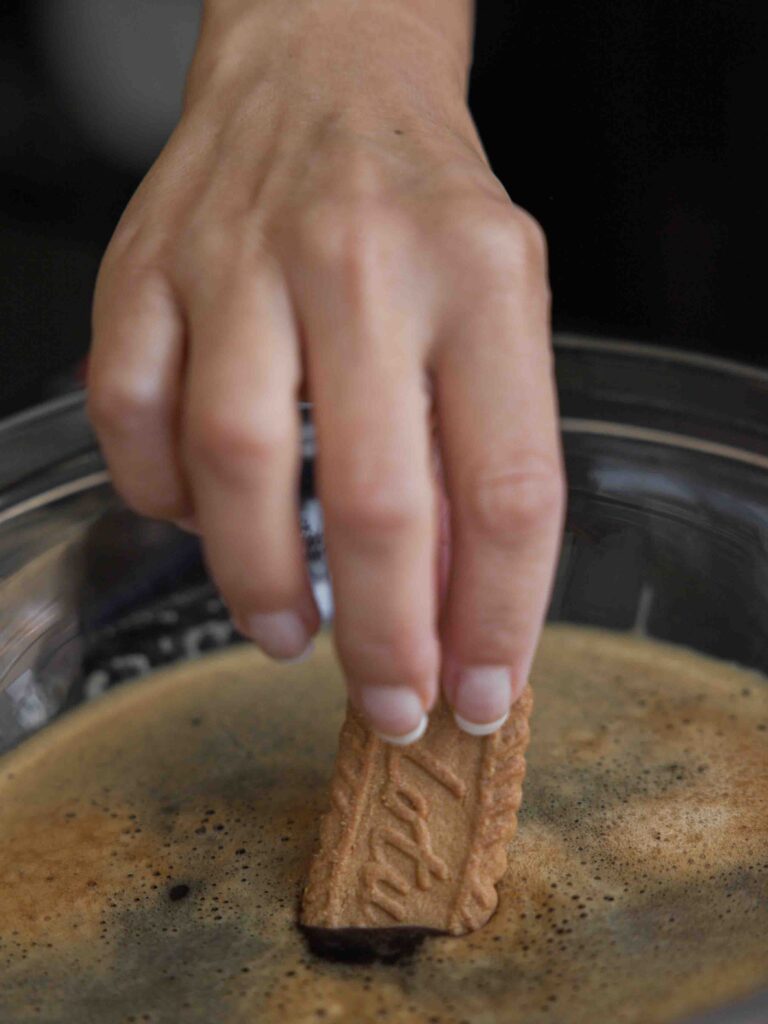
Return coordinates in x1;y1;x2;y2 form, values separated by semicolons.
87;0;565;743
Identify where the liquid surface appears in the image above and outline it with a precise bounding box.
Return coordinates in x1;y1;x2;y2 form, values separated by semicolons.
0;626;766;1024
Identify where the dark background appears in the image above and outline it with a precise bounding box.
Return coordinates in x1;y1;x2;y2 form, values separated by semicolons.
0;0;765;418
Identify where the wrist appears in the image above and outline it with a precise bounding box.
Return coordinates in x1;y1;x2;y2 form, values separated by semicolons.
193;0;475;114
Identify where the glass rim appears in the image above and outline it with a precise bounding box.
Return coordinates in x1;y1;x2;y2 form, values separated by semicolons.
1;421;767;535
2;334;766;445
3;333;766;429
1;334;767;529
553;332;768;384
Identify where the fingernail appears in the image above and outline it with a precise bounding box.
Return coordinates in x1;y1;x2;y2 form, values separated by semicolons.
281;640;316;665
454;710;509;737
452;666;511;736
241;610;312;661
359;686;428;746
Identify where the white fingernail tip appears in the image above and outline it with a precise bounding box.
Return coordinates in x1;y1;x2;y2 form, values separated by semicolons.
452;665;512;731
242;610;310;660
374;713;429;746
359;686;426;743
453;710;510;737
281;640;315;665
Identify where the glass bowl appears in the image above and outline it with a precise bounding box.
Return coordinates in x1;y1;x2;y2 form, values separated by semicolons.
0;335;767;1024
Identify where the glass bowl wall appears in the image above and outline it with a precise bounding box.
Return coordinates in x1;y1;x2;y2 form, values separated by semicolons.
1;336;766;1024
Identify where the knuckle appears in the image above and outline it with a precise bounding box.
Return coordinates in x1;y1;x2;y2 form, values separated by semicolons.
467;457;565;540
296;199;404;270
340;626;438;692
296;202;354;263
336;148;388;193
187;408;290;477
86;375;161;435
509;207;549;267
175;220;270;299
176;208;263;273
326;475;429;539
456;203;549;287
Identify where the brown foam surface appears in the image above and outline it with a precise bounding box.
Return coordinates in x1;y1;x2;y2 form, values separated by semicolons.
1;625;766;1024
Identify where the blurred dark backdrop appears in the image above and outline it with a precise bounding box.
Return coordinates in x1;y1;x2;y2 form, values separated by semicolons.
0;0;765;417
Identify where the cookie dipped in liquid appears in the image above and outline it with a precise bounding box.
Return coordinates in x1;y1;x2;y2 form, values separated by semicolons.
0;625;766;1024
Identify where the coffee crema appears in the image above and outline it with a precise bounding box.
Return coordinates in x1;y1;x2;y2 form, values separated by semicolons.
0;625;766;1024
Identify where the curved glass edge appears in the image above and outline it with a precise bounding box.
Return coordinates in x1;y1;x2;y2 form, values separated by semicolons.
0;498;207;753
0;392;98;500
2;332;767;513
554;339;768;459
555;333;768;384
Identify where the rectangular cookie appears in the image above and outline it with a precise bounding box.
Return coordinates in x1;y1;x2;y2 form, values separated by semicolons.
301;687;532;938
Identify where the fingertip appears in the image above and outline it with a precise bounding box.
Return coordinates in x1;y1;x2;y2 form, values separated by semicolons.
357;685;427;744
236;610;312;661
453;710;509;737
281;639;316;665
373;713;429;747
447;664;512;732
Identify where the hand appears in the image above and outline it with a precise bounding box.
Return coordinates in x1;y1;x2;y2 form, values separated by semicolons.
87;0;565;742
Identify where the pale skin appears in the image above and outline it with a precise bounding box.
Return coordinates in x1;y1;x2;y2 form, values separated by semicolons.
87;0;565;744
